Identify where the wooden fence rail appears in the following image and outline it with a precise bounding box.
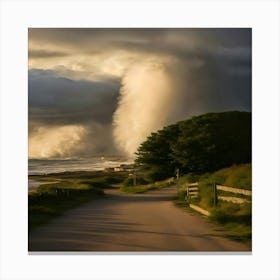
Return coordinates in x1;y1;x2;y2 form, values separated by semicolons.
185;183;199;200
183;182;251;216
184;182;251;206
216;185;252;196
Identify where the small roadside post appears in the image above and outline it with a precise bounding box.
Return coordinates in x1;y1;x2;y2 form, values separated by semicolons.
213;183;218;206
133;168;137;186
175;168;180;189
185;185;190;204
176;168;179;180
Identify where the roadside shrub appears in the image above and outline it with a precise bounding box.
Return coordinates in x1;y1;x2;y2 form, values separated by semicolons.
213;164;251;189
177;188;186;201
122;176;149;187
210;201;251;225
79;180;111;189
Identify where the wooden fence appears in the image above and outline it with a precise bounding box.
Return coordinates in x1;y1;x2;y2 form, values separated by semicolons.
184;182;251;205
186;183;199;197
216;185;252;196
216;184;251;204
183;182;251;216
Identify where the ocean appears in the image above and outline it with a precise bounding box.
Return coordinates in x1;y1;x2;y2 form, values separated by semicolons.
28;157;132;175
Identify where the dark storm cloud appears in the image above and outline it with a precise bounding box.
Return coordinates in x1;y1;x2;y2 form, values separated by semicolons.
29;28;251;98
180;57;251;115
29;28;251;157
29;49;69;58
28;28;251;45
29;28;251;57
28;69;120;126
28;69;121;156
29;29;251;100
28;28;168;46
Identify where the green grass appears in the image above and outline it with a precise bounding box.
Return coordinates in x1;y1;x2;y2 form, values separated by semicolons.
120;178;173;193
30;170;128;184
208;201;251;242
29;170;129;231
173;197;251;242
204;163;251;190
174;163;252;242
29;170;132;231
28;176;109;230
220;223;252;242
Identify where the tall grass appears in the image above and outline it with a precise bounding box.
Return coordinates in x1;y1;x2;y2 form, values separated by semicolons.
29;179;105;230
175;163;252;242
28;171;133;230
120;178;174;193
207;163;251;190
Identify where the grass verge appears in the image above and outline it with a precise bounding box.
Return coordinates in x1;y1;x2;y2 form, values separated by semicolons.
173;198;251;243
174;164;252;243
29;182;104;231
29;171;129;231
120;178;173;193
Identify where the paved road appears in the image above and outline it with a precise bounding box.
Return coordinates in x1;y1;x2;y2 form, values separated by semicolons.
29;186;251;252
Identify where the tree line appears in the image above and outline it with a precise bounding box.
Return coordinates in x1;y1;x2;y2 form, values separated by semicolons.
135;111;251;182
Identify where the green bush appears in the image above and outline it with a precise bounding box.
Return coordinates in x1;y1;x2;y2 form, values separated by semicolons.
122;176;149;187
29;180;104;230
210;201;251;225
121;178;172;194
201;163;252;189
177;188;186;201
79;180;111;189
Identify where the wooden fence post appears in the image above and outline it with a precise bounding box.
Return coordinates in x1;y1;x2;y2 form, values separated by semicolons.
213;183;218;206
186;186;190;204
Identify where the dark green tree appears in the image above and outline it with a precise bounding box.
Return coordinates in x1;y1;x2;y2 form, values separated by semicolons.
172;111;251;173
135;124;180;181
135;111;251;181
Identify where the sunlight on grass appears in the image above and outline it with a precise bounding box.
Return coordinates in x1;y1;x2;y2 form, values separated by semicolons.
120;178;173;193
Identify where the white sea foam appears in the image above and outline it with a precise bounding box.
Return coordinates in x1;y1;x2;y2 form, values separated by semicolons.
28;157;132;175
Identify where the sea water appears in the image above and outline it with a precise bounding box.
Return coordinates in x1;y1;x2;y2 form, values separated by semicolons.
28;157;132;175
28;157;132;191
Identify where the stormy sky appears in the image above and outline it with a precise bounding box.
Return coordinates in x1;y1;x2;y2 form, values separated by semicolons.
28;28;251;159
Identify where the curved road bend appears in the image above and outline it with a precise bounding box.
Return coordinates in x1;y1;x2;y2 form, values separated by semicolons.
29;186;251;252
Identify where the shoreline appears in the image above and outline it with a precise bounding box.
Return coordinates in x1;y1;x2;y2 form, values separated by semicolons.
28;169;130;191
28;157;134;176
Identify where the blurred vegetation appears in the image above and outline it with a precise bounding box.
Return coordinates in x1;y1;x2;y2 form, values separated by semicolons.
121;176;149;187
30;170;127;184
120;178;174;194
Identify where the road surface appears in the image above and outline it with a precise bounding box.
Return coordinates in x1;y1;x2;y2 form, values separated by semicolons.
29;186;251;252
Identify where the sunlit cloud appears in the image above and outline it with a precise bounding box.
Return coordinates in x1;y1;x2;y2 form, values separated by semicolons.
29;125;86;159
113;58;177;156
28;28;251;158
